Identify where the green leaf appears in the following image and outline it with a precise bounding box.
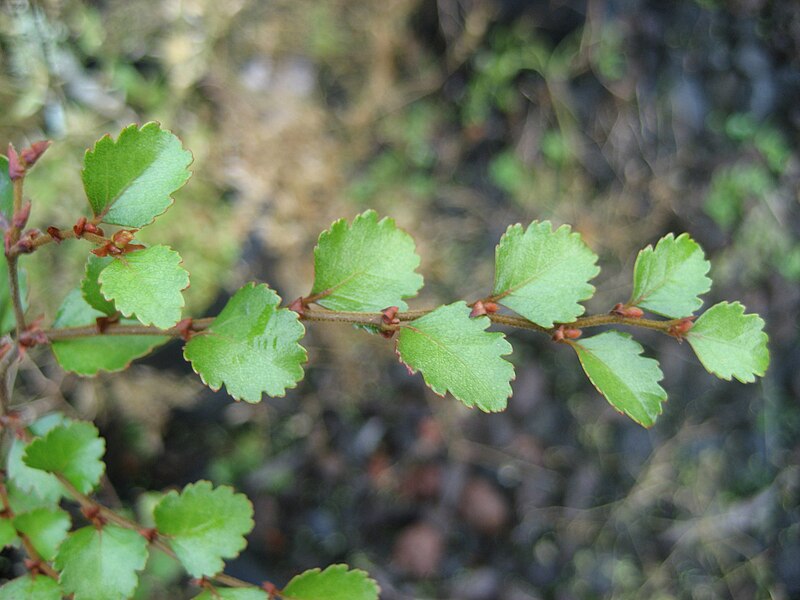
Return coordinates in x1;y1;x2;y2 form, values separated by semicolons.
82;122;192;227
493;221;599;327
0;517;16;548
81;255;117;316
184;283;306;402
282;564;380;600
630;233;711;317
51;290;168;375
23;421;105;494
311;210;423;312
193;589;268;600
6;442;64;505
570;331;667;427
6;416;69;506
396;302;514;412
99;245;189;328
154;480;254;578
0;574;62;600
30;413;69;436
0;252;28;336
687;301;769;383
13;507;71;561
5;480;60;515
55;524;148;600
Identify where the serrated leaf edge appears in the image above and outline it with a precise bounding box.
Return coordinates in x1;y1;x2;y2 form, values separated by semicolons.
54;524;148;598
80;256;116;317
98;245;190;328
687;301;769;383
312;209;423;311
154;480;254;576
629;232;712;316
569;332;667;428
22;422;106;493
282;563;381;600
493;220;600;327
183;283;308;401
82;122;194;227
395;303;515;413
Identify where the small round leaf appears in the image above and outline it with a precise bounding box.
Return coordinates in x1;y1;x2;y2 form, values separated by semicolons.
82;122;192;228
630;233;711;317
493;221;599;327
397;302;515;412
570;331;667;427
311;210;423;312
687;301;769;383
184;283;307;402
99;245;189;329
23;421;105;494
0;575;62;600
55;524;148;600
13;507;71;561
154;481;254;578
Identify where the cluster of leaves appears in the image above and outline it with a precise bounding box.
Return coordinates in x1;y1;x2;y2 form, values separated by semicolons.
0;415;379;599
9;123;769;426
0;123;770;596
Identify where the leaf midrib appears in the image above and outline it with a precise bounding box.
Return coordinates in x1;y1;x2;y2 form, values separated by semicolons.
632;248;707;306
495;244;586;300
95;138;177;220
575;342;657;423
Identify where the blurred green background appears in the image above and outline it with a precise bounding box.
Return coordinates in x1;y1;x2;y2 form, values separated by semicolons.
1;0;799;598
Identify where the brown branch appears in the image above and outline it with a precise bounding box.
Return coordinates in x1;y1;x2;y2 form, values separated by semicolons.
50;472;254;589
302;306;677;335
6;255;26;335
10;227;108;257
39;305;680;344
6;178;28;334
42;318;215;341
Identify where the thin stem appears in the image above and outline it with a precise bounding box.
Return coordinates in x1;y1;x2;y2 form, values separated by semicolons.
10;227;107;257
6;178;28;334
487;313;549;332
301;308;387;327
571;314;676;331
42;318;215;341
52;472;254;589
6;255;26;335
40;306;680;344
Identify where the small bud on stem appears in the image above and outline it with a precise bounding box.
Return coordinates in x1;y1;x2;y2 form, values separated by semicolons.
288;297;307;317
175;318;195;341
7;141;50;180
96;314;120;333
611;303;644;318
6;144;23;181
668;316;695;341
19;140;51;167
470;301;487;317
12;201;31;230
551;325;583;342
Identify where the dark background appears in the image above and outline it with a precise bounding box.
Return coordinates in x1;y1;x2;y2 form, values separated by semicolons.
1;0;799;598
